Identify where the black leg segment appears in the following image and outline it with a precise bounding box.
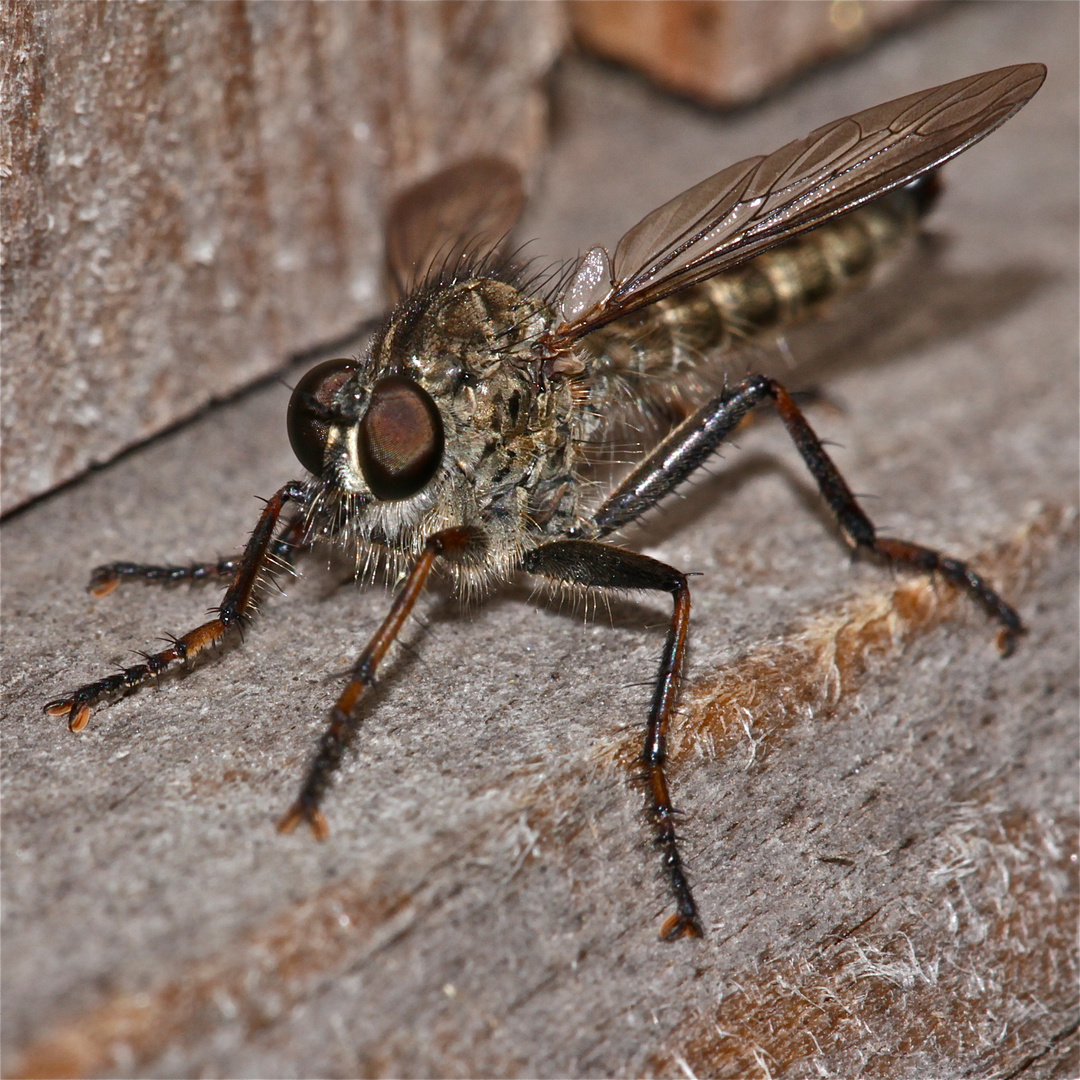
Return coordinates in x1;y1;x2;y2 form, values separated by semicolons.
524;539;703;940
591;374;1020;652
766;378;1022;653
85;522;306;598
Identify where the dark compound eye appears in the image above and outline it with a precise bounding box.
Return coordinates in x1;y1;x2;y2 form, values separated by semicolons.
287;358;358;475
358;374;444;501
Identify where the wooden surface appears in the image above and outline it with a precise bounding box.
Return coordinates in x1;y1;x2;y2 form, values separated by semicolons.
3;4;1077;1078
570;0;930;105
1;0;563;512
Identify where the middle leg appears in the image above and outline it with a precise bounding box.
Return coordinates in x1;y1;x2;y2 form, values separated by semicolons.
524;539;702;941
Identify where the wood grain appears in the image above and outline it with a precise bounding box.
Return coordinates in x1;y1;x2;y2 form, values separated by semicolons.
1;0;564;512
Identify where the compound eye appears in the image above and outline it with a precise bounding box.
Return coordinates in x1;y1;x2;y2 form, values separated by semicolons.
287;358;358;475
358;374;444;501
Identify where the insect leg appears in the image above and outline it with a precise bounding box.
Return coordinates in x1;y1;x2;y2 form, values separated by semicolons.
44;481;309;731
522;540;702;941
86;519;308;597
591;374;1021;653
277;526;480;840
590;379;771;538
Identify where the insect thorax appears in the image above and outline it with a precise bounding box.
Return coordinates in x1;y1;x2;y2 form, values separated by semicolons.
305;275;589;589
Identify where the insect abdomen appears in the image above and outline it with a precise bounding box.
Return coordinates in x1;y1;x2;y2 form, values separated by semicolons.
675;179;931;351
582;180;934;427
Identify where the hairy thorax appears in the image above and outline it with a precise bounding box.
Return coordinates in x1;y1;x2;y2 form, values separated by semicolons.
306;275;588;589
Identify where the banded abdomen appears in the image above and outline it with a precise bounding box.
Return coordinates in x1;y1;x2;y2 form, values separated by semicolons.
581;175;939;428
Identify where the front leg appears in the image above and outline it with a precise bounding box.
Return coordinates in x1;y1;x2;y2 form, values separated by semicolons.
277;527;482;839
45;481;308;731
86;518;307;597
523;540;702;942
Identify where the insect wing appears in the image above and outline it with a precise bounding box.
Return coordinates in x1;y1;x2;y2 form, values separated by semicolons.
552;63;1046;342
385;157;526;300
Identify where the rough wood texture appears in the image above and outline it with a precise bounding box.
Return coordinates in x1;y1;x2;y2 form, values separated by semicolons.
2;4;1076;1078
0;0;564;513
570;0;931;105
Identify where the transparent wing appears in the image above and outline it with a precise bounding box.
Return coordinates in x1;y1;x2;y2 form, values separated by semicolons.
552;63;1046;342
385;157;525;300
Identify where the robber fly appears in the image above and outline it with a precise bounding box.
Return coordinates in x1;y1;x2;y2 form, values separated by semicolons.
47;64;1045;940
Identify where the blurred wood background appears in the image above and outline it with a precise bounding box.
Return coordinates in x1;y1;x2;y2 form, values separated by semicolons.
2;0;934;512
1;0;562;512
570;0;930;105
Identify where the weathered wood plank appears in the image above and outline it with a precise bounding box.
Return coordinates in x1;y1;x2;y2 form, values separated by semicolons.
1;0;564;511
570;0;930;105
